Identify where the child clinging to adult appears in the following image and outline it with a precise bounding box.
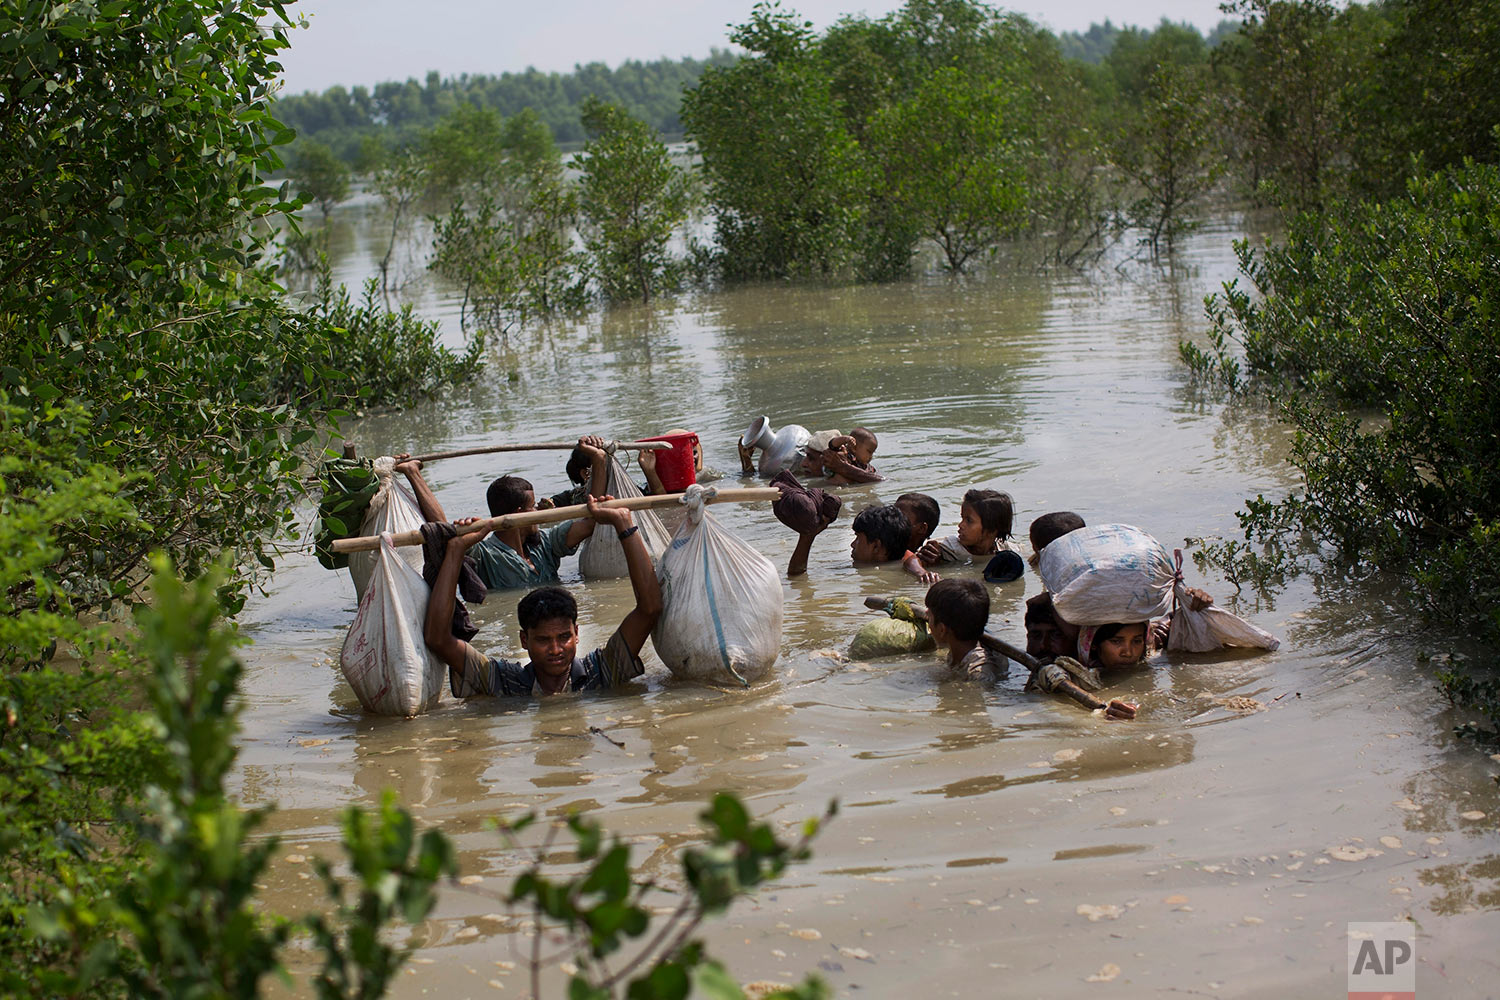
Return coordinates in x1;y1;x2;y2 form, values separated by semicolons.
918;489;1018;567
924;579;1006;678
823;427;884;484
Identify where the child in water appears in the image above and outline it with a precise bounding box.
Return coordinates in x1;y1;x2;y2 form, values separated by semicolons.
823;427;884;484
918;489;1017;567
925;579;1005;679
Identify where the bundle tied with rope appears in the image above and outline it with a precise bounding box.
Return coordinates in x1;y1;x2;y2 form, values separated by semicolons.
346;456;426;602
578;441;672;579
652;484;783;685
1038;523;1279;654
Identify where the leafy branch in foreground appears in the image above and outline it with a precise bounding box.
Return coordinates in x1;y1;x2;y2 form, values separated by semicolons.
23;558;454;999
475;795;836;1000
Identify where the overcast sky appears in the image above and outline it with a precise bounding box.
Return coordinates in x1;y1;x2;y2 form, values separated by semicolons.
274;0;1235;95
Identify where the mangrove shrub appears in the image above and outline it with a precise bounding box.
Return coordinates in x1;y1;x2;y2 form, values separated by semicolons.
1182;160;1500;640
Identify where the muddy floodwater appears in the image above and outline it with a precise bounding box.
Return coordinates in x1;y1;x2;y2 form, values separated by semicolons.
239;203;1500;998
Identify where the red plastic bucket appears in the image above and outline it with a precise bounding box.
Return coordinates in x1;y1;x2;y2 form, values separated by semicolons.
639;432;699;492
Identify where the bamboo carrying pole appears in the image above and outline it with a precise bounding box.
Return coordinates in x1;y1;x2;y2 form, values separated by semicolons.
329;487;780;554
862;595;1040;669
411;440;671;463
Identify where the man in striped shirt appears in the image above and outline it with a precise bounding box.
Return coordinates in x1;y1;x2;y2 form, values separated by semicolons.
424;496;662;698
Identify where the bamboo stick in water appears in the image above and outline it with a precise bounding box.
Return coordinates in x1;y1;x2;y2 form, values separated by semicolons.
329;487;779;554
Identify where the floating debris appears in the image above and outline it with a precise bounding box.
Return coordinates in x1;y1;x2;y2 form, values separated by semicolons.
1086;963;1121;983
1077;903;1124;922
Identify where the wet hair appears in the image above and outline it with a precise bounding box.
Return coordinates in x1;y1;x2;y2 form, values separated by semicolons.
1029;511;1085;554
925;579;989;641
1024;591;1058;628
517;586;577;630
850;427;878;452
564;447;592;486
486;474;534;517
894;492;940;543
961;488;1014;540
851;504;911;562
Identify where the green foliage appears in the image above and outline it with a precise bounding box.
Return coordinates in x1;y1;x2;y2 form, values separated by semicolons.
307;792;457;1000
1183;160;1500;641
1434;659;1500;744
576;98;693;302
13;558;454;998
0;0;297;336
496;793;835;999
867;66;1029;272
1345;0;1500;198
1112;60;1223;252
303;266;485;403
685;0;1118;279
373;146;432;297
292;141;353;218
1212;0;1363;214
0;401;160;995
682;3;868;281
1183;534;1291;598
0;0;484;621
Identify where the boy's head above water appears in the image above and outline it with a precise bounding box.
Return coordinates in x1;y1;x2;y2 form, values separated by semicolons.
925;578;989;646
1028;510;1085;566
894;492;940;549
850;504;910;563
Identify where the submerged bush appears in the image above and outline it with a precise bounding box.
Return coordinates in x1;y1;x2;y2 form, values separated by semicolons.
1183;159;1500;702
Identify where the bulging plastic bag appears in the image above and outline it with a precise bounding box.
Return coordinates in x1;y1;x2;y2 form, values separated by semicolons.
1166;581;1281;653
652;485;783;684
579;452;671;579
1039;524;1281;653
339;532;446;717
1038;523;1176;626
849;618;934;659
347;456;426;602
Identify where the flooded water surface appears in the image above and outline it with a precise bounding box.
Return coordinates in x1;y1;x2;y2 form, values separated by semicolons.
240;207;1500;997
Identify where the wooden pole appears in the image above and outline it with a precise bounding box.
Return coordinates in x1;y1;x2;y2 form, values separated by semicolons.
329;487;780;554
862;595;1040;669
412;440;671;463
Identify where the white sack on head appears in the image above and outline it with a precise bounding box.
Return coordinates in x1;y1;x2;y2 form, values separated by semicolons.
340;532;446;717
347;456;426;601
1038;523;1176;626
579;452;671;579
652;485;783;684
1166;581;1281;653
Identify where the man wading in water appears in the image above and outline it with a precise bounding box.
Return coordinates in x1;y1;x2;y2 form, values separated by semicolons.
422;496;662;697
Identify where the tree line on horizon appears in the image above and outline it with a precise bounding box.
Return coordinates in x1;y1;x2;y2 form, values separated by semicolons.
272;15;1243;164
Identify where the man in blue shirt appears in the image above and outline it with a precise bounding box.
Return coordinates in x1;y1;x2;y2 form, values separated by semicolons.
396;448;602;590
423;496;663;698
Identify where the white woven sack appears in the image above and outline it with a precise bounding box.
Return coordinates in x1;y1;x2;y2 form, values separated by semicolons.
652;485;783;684
579;453;671;579
347;456;426;601
339;532;446;717
1039;523;1176;626
1166;581;1281;653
